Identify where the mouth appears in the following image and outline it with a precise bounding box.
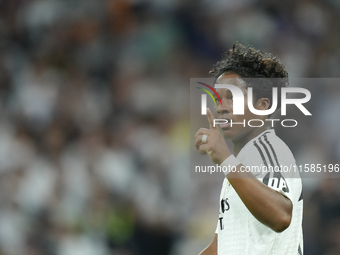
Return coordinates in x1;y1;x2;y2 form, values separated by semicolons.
219;117;231;129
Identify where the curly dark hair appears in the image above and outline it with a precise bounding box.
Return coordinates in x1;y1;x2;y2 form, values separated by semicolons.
210;42;288;109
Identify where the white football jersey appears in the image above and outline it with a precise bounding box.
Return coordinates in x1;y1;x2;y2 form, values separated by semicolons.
216;129;303;255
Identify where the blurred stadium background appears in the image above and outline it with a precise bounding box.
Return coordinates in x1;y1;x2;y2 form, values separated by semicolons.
0;0;340;254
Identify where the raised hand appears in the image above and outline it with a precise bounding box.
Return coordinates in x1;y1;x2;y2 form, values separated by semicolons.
194;108;231;165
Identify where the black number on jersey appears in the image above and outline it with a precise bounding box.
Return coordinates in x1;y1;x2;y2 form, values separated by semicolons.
263;171;289;193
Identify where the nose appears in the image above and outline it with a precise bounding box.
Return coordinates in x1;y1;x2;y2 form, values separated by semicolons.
216;99;232;115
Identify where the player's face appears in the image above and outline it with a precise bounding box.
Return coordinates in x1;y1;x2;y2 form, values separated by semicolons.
214;72;261;142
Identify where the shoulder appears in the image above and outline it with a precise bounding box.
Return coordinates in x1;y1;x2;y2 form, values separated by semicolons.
238;130;296;169
263;130;296;165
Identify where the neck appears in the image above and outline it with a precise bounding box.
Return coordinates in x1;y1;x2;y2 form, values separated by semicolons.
232;126;269;156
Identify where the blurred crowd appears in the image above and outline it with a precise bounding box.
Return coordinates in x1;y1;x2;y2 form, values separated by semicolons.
0;0;340;254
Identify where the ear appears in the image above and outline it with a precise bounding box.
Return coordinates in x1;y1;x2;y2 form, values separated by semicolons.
255;98;270;110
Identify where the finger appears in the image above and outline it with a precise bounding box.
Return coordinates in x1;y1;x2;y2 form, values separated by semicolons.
194;134;209;150
194;135;203;150
206;108;218;130
194;128;210;139
198;143;210;155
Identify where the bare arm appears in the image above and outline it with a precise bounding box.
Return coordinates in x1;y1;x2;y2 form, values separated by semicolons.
227;170;292;232
199;234;217;255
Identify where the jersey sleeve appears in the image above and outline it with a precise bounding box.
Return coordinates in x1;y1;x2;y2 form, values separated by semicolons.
261;170;294;201
243;131;301;203
257;146;301;203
